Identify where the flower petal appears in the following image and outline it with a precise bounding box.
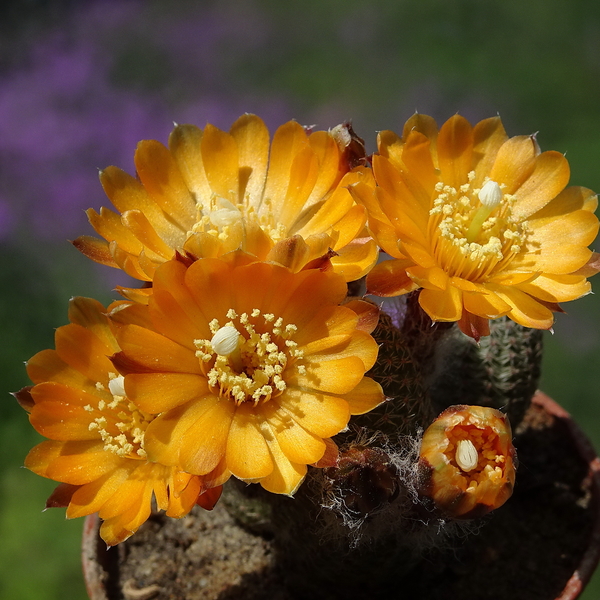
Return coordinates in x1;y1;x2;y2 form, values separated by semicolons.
437;115;473;191
226;404;273;480
125;372;208;414
419;286;463;322
277;387;350;438
512;151;571;219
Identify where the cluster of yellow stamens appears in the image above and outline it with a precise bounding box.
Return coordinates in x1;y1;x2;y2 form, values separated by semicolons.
188;194;287;245
85;373;152;459
428;172;528;281
445;425;506;493
194;308;304;405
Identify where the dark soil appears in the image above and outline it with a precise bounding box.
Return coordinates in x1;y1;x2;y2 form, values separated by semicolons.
86;394;599;600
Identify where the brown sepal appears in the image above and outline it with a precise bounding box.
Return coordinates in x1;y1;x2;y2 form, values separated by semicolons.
196;485;223;511
110;351;157;375
13;386;35;412
45;483;80;510
343;298;380;334
458;311;490;342
174;250;196;269
312;438;339;468
302;249;337;272
72;235;118;267
331;121;369;170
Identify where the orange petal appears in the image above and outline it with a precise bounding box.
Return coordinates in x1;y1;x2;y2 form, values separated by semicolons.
87;207;143;255
486;284;554;329
366;258;417;297
331;237;379;282
145;396;235;475
419;285;463;322
343;376;384;415
265;406;326;465
462;289;511;319
55;323;115;384
471;116;508;185
437;115;474;191
125;372;208;414
230;114;270;203
262;120;309;214
134;140;195;231
100;165;183;243
121;210;175;259
278;387;350;438
116;324;201;374
489;135;538;195
529;185;598;220
517;273;591;303
301;329;379;371
72;236;117;268
169;124;212;201
194;484;223;511
29;382;102;440
343;299;380;334
305;129;344;205
26;440;122;485
259;426;307;495
287;355;367;394
67;466;133;518
225;404;273;480
200;124;240;202
278;146;320;230
512;151;571;219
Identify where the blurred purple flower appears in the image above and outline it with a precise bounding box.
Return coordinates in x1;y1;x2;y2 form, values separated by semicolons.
0;0;291;244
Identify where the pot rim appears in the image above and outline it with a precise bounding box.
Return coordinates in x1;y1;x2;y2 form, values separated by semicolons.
532;391;600;600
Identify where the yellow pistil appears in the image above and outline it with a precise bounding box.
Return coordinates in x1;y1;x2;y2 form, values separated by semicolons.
428;173;528;282
466;180;503;243
194;308;304;405
87;373;152;459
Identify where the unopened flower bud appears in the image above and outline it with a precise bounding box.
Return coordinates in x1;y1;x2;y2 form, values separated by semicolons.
325;445;399;517
418;405;516;519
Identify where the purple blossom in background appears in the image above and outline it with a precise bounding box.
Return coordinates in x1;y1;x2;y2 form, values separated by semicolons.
0;0;290;244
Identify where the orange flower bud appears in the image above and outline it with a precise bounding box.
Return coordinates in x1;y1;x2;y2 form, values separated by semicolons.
418;405;516;519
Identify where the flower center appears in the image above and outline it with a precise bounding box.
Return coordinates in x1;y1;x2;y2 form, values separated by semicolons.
86;373;152;459
428;172;528;282
194;308;304;405
445;424;506;492
187;194;287;247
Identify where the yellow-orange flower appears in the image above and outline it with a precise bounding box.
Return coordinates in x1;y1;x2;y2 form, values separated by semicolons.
111;254;384;495
73;115;377;295
418;405;516;519
353;114;600;339
18;297;214;546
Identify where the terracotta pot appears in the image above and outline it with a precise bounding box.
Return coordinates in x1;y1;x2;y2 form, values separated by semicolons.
82;391;600;600
534;392;600;600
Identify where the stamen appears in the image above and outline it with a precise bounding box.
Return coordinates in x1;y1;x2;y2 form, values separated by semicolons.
194;308;304;405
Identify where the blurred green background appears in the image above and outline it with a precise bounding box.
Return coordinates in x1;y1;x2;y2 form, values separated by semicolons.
1;0;600;598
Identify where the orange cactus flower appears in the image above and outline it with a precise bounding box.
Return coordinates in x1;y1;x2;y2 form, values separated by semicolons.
73;115;377;293
17;297;215;546
111;254;384;496
353;114;600;339
418;405;516;519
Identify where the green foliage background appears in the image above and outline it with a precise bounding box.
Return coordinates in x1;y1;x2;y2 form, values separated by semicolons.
2;0;600;598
